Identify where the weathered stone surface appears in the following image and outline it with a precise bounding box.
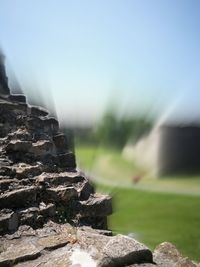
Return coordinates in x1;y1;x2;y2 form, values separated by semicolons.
154;242;181;262
57;152;76;169
53;133;69;152
78;193;112;217
0;100;27;115
39;203;56;217
46;186;78;203
0;216;199;267
0;157;12;167
41;153;58;168
0;123;7;137
0;186;38;209
0;222;76;266
18;206;40;226
175;257;197;267
25;116;59;134
0;211;19;233
78;180;95;200
80;216;108;230
0;59;99;236
30;105;48;117
43;117;59;133
25;116;45;130
15;246;72;267
0;238;42;266
97;234;153;267
14;163;42;179
7;212;19;232
6;140;32;153
152;242;200;267
0;166;16;177
9;94;26;103
0;222;154;267
8;129;32;141
37;234;71;250
0;179;14;191
36;171;84;186
31;140;54;156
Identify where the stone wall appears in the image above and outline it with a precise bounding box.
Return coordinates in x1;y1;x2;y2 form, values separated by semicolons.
0;54;112;234
0;93;112;233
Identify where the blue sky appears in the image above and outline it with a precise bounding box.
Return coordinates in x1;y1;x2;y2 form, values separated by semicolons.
1;0;200;124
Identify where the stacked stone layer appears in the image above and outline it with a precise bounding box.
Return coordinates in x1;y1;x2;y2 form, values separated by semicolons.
0;222;199;267
0;94;112;234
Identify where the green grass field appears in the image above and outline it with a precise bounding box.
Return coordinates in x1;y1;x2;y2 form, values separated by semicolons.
76;144;200;195
97;184;200;261
76;144;200;261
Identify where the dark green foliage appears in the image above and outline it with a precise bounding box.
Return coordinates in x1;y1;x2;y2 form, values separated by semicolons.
96;110;153;149
71;109;153;150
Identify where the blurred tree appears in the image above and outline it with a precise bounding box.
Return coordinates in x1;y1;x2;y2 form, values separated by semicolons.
96;110;153;149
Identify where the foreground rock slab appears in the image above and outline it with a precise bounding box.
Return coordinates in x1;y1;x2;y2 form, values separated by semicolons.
97;235;153;267
0;222;152;267
0;222;199;267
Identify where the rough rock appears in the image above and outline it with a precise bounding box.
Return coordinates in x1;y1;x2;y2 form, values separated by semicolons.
14;163;42;179
53;133;69;152
0;65;109;233
9;94;26;103
29;105;48;116
5;140;32;153
0;222;153;267
97;234;153;266
0;222;198;267
78;193;112;217
0;186;38;209
151;242;199;267
46;186;78;203
36;171;85;185
31;140;54;156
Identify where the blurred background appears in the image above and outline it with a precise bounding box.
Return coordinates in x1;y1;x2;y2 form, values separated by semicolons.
1;0;200;261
